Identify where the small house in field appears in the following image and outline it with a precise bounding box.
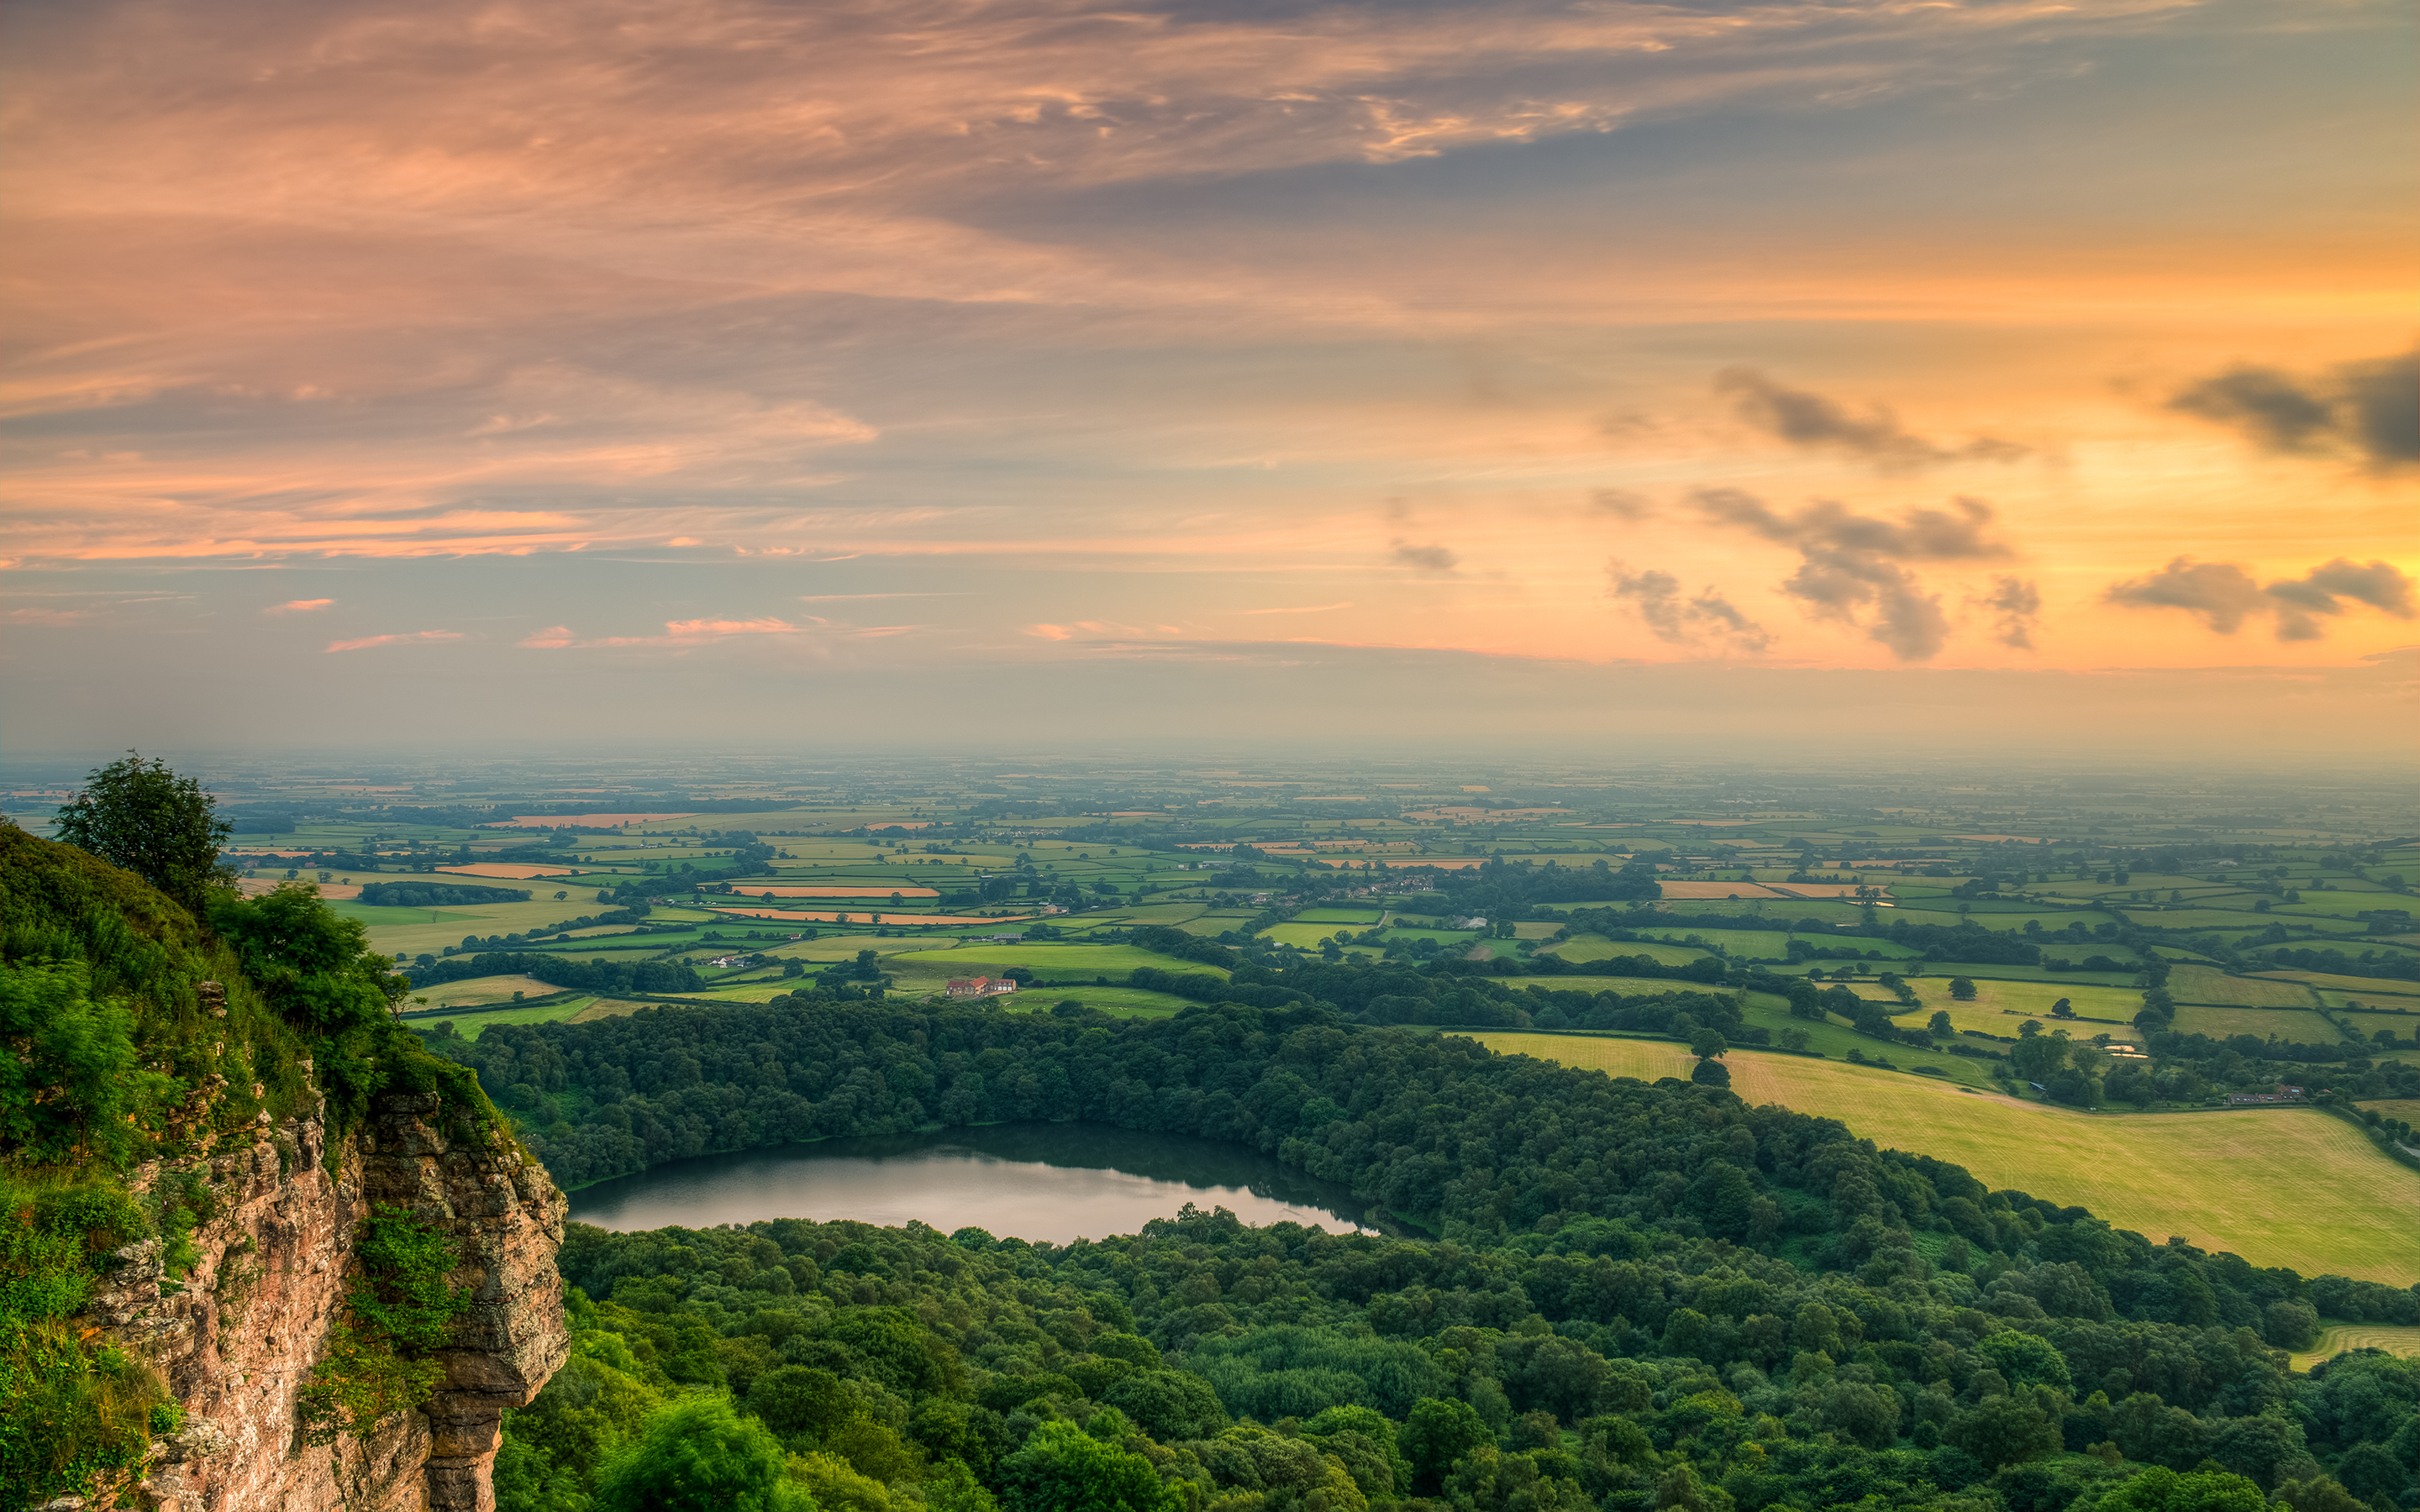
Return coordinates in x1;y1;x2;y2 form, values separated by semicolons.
946;977;1018;999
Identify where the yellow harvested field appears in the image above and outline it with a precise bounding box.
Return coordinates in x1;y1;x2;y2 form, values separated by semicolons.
406;974;566;1007
2358;1099;2420;1122
2291;1324;2420;1372
571;998;660;1022
439;863;581;879
1473;1033;2420;1284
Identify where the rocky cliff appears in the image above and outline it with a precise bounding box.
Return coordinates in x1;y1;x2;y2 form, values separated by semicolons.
82;1086;567;1512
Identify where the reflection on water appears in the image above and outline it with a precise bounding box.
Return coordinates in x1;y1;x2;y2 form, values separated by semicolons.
566;1121;1378;1243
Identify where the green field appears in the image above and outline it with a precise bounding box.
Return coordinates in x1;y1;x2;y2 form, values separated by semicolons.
412;995;597;1039
362;899;650;954
1521;975;1730;1000
2115;909;2287;930
1727;992;1998;1087
881;942;1228;984
996;984;1195;1017
2257;969;2420;997
2290;1323;2420;1372
2168;1005;2339;1042
1261;922;1376;948
329;900;481;927
1473;1033;2420;1284
1915;962;2144;987
2166;966;2318;1007
1902;976;2141;1024
1543;936;1710;967
1293;908;1385;923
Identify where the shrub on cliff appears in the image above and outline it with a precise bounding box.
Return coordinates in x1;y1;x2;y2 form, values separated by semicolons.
297;1205;475;1445
2;776;523;1504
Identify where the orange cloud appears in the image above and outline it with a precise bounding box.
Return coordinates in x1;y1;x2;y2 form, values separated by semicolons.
266;597;334;614
325;630;463;653
521;617;818;649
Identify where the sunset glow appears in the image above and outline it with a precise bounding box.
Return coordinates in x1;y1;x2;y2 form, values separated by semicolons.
3;0;2412;751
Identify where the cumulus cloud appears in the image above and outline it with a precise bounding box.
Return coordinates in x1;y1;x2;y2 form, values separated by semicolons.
2169;350;2419;469
1607;564;1772;654
1977;576;2043;650
1714;368;2027;472
265;597;334;614
324;629;463;652
1390;540;1460;573
2104;556;2414;640
1689;488;2017;660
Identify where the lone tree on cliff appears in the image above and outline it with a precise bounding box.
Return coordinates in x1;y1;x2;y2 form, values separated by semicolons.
52;750;238;914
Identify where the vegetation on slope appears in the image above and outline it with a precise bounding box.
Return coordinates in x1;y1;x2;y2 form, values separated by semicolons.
2;758;507;1511
435;999;2420;1512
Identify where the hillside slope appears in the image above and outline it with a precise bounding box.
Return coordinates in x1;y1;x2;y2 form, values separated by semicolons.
2;827;568;1512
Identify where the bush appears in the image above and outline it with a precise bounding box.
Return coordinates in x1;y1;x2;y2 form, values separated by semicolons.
297;1205;472;1444
594;1394;810;1512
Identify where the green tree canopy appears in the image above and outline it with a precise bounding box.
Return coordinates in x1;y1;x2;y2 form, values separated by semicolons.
592;1394;808;1512
51;752;235;915
995;1420;1176;1512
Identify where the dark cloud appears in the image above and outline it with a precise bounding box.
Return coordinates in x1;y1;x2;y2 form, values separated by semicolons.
1979;575;2042;650
2105;555;2413;641
1607;563;1771;654
1688;487;2015;661
1714;367;2028;472
2168;349;2418;469
1588;488;1655;521
1390;539;1459;572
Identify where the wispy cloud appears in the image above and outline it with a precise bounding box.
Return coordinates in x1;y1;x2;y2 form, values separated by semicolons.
520;617;812;649
1715;368;2028;472
265;597;334;614
325;629;464;653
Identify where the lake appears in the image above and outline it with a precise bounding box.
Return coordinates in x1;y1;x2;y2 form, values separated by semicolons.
565;1121;1380;1242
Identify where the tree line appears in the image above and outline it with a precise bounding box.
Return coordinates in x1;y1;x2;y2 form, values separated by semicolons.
439;996;2420;1512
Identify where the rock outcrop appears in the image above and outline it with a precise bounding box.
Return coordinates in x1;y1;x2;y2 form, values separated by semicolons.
86;1089;567;1512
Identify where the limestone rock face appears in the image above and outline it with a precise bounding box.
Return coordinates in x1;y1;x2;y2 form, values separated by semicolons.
92;1092;568;1512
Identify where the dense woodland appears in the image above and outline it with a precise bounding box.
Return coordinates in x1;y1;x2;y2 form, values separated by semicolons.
432;998;2420;1512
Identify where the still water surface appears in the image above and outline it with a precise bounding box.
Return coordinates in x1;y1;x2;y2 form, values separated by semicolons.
566;1122;1374;1243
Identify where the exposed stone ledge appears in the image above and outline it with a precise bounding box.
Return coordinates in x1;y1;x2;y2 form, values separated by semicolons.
92;1091;566;1512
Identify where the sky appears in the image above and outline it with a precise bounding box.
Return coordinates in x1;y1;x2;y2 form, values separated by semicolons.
2;0;2413;756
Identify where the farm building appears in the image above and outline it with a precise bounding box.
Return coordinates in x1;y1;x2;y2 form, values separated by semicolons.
2223;1085;2306;1105
946;977;1018;999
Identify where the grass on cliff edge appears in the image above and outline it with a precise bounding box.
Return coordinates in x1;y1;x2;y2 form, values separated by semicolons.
1473;1032;2420;1287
